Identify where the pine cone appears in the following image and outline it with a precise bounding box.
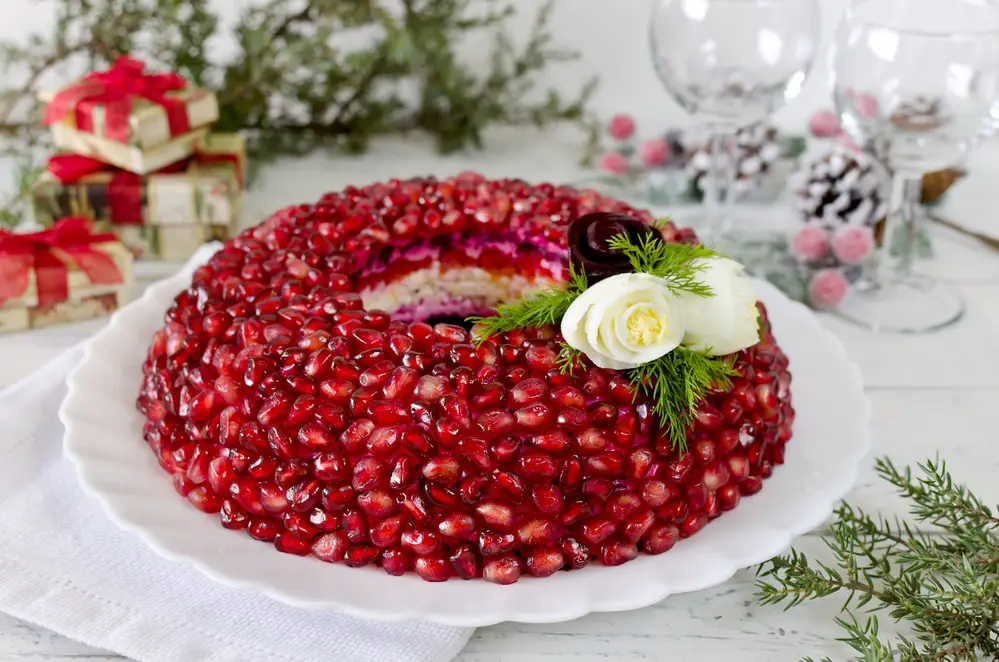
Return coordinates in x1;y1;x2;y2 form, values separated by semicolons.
793;147;888;232
686;123;782;198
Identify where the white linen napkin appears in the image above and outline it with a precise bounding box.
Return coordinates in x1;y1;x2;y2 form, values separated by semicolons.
0;351;473;662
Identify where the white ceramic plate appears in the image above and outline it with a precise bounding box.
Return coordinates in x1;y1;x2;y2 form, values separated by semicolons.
61;248;872;626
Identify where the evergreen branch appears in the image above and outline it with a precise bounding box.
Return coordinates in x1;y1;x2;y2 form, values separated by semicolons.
757;457;999;662
0;0;597;165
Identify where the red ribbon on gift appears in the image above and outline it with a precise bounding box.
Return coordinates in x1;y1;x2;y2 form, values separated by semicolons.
45;143;242;225
42;56;191;144
0;217;124;308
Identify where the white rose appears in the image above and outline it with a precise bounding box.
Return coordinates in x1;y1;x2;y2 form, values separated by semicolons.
681;257;761;357
560;273;686;370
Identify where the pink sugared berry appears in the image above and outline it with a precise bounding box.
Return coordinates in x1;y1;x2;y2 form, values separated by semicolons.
808;109;841;138
639;138;672;167
808;268;850;310
598;152;630;175
831;225;875;265
791;224;831;263
607;114;636;140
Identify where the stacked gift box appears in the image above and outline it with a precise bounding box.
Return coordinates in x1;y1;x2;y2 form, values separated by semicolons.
0;217;134;333
31;56;245;261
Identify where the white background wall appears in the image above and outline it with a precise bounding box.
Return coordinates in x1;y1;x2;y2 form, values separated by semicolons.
0;0;848;137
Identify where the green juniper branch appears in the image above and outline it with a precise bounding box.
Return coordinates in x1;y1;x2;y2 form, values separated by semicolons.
0;0;596;165
757;457;999;662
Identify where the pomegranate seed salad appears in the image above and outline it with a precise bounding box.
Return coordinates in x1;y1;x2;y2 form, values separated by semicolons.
138;175;793;584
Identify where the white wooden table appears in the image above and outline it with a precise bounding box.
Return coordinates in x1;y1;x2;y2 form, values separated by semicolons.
2;131;998;661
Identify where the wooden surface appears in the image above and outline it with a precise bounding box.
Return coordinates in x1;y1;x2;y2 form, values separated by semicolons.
1;134;997;661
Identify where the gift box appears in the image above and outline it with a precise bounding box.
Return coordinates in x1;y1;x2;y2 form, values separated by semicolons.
0;218;133;333
32;134;245;261
40;57;219;175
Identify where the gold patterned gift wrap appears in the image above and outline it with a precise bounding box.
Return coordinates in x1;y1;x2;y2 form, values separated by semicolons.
0;219;134;334
40;56;219;174
32;134;245;261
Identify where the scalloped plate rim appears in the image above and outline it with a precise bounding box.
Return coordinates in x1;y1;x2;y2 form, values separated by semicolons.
60;253;872;626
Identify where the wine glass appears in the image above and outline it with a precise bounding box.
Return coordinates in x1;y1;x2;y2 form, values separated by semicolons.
649;0;820;247
830;0;999;333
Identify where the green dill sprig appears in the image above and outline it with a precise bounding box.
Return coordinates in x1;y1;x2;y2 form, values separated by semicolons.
606;232;721;297
756;456;999;662
556;344;586;375
629;348;738;452
468;264;587;341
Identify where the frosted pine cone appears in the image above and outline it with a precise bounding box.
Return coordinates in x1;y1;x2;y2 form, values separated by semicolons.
793;147;888;231
686;124;782;199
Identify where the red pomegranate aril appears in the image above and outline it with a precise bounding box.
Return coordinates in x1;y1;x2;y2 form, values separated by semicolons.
606;492;643;520
341;508;369;544
518;452;558;482
248;518;278;541
692;437;717;466
558;457;583;491
437;513;477;541
414;554;452;581
585;452;625;477
238;422;268;453
642;523;680;554
313;451;349;482
399;493;432;525
229;478;265;515
577;427;608;453
477;409;515;438
352;457;385;491
517;518;559;546
478;531;517;555
718;484;741;511
259;482;290;513
274;532;312;556
187;486;223;513
510;378;547;405
401;529;442;555
274;458;309;490
559;500;593;528
370;514;405;547
482;554;522;585
599;539;639;566
640;479;672;508
459;475;488;505
515;403;552;430
531;485;564;515
344;545;379;568
525;548;565;578
209;457;236;495
381;546;413;575
308;507;340;532
679;513;709;537
422;454;461;485
561;536;591;569
578;516;616;546
449;545;479;579
658;500;688;523
220;499;248;529
248;456;277;480
357;490;397;518
666;453;694;483
475;501;516;530
312;531;349;563
340;418;375;453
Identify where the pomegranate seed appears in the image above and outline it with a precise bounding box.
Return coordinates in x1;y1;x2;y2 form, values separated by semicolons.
313;531;349;562
562;537;591;569
344;545;379;567
642;523;680;554
380;546;413;575
275;532;312;556
414;554;452;581
482;554;522;585
526;548;565;578
517;518;559;546
248;518;278;542
449;545;479;579
220;499;248;529
437;513;477;541
578;516;616;546
187;486;223;513
679;513;709;537
475;501;516;530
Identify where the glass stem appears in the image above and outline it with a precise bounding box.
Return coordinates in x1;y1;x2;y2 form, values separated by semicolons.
882;175;922;283
703;129;736;241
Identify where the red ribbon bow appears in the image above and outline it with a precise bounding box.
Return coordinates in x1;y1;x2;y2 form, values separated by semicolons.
43;56;191;143
0;217;124;308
